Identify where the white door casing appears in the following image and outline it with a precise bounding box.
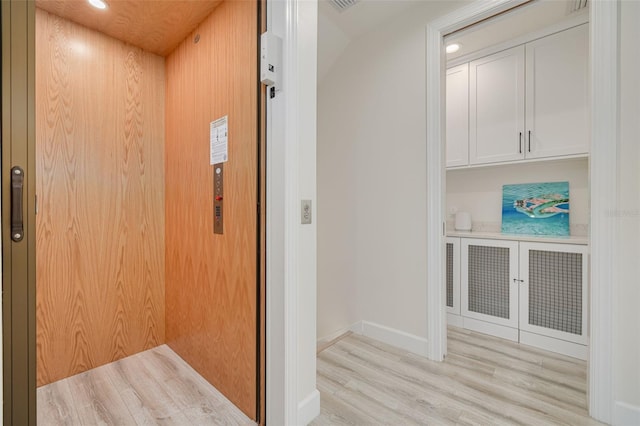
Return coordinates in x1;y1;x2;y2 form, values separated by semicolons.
425;0;616;423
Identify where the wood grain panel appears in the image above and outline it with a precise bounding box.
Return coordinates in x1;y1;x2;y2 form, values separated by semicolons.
165;0;258;419
35;9;166;386
35;0;222;57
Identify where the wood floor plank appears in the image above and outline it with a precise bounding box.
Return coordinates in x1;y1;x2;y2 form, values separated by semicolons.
320;358;445;425
444;351;588;411
319;353;463;424
312;389;380;426
313;327;602;426
37;379;82;425
105;354;187;423
447;327;587;378
146;346;253;425
67;366;136;425
321;342;535;425
37;344;255;426
446;337;587;391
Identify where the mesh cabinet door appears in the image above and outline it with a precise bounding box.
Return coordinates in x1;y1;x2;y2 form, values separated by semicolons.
461;238;519;330
519;242;588;345
446;238;461;315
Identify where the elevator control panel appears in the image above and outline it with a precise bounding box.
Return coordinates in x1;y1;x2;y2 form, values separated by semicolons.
214;164;224;234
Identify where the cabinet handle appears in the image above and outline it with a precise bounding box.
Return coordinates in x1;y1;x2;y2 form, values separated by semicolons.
528;130;531;153
519;132;522;154
518;132;522;154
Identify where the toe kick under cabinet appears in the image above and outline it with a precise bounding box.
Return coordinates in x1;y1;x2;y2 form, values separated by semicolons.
446;235;588;359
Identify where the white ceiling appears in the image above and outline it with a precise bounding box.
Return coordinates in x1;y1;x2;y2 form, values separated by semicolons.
318;0;420;40
318;0;588;82
317;0;425;81
445;0;588;61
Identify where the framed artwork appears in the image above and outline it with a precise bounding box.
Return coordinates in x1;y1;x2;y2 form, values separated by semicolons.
501;181;570;236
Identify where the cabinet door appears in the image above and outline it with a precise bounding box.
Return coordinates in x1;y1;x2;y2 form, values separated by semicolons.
469;46;525;165
461;238;519;329
519;242;588;345
446;64;469;168
525;24;589;159
446;237;461;315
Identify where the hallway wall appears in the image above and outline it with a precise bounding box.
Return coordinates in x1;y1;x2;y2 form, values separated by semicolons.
317;1;470;342
35;9;165;386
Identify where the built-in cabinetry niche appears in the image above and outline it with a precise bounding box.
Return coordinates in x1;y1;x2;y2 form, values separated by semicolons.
444;22;590;359
447;237;588;360
446;23;589;168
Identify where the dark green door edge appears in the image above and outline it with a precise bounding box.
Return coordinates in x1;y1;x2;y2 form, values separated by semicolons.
2;1;37;424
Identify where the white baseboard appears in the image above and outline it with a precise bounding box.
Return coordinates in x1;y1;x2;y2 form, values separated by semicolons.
462;317;519;342
297;389;320;425
614;401;640;426
350;320;429;357
519;331;587;360
349;321;364;334
317;324;355;347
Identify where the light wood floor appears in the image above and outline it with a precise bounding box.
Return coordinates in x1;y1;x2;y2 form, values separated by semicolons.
38;328;602;425
312;326;602;426
37;344;254;425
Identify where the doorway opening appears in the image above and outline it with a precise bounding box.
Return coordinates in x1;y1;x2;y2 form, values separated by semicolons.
427;0;618;422
438;0;593;414
442;0;590;359
2;1;266;423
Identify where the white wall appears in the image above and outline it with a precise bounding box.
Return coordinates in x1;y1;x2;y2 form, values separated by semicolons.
614;0;640;422
317;11;350;83
447;158;589;235
317;1;470;341
316;94;358;338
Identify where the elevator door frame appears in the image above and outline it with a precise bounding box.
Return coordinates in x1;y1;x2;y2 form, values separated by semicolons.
1;1;266;423
2;1;37;424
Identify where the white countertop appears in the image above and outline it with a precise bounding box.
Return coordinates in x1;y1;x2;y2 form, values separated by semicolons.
446;230;588;245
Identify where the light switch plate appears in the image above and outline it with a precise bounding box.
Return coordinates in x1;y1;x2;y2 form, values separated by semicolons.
301;200;312;224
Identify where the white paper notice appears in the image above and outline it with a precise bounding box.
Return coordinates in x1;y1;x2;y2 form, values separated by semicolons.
210;116;228;165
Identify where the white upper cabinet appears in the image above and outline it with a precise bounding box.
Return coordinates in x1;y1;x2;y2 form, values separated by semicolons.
525;24;589;159
449;24;590;168
446;64;469;167
469;45;525;165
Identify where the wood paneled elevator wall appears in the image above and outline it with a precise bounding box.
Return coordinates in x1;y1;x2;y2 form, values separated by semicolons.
34;0;259;418
35;9;166;386
165;0;259;419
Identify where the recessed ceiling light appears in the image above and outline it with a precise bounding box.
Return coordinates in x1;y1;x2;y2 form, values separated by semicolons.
88;0;108;10
446;43;461;54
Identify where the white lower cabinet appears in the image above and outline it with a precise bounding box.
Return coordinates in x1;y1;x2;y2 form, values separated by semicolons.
461;238;520;340
445;238;462;326
446;236;588;359
518;242;589;358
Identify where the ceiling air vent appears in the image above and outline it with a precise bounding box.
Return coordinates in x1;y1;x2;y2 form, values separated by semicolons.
569;0;588;13
328;0;359;13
